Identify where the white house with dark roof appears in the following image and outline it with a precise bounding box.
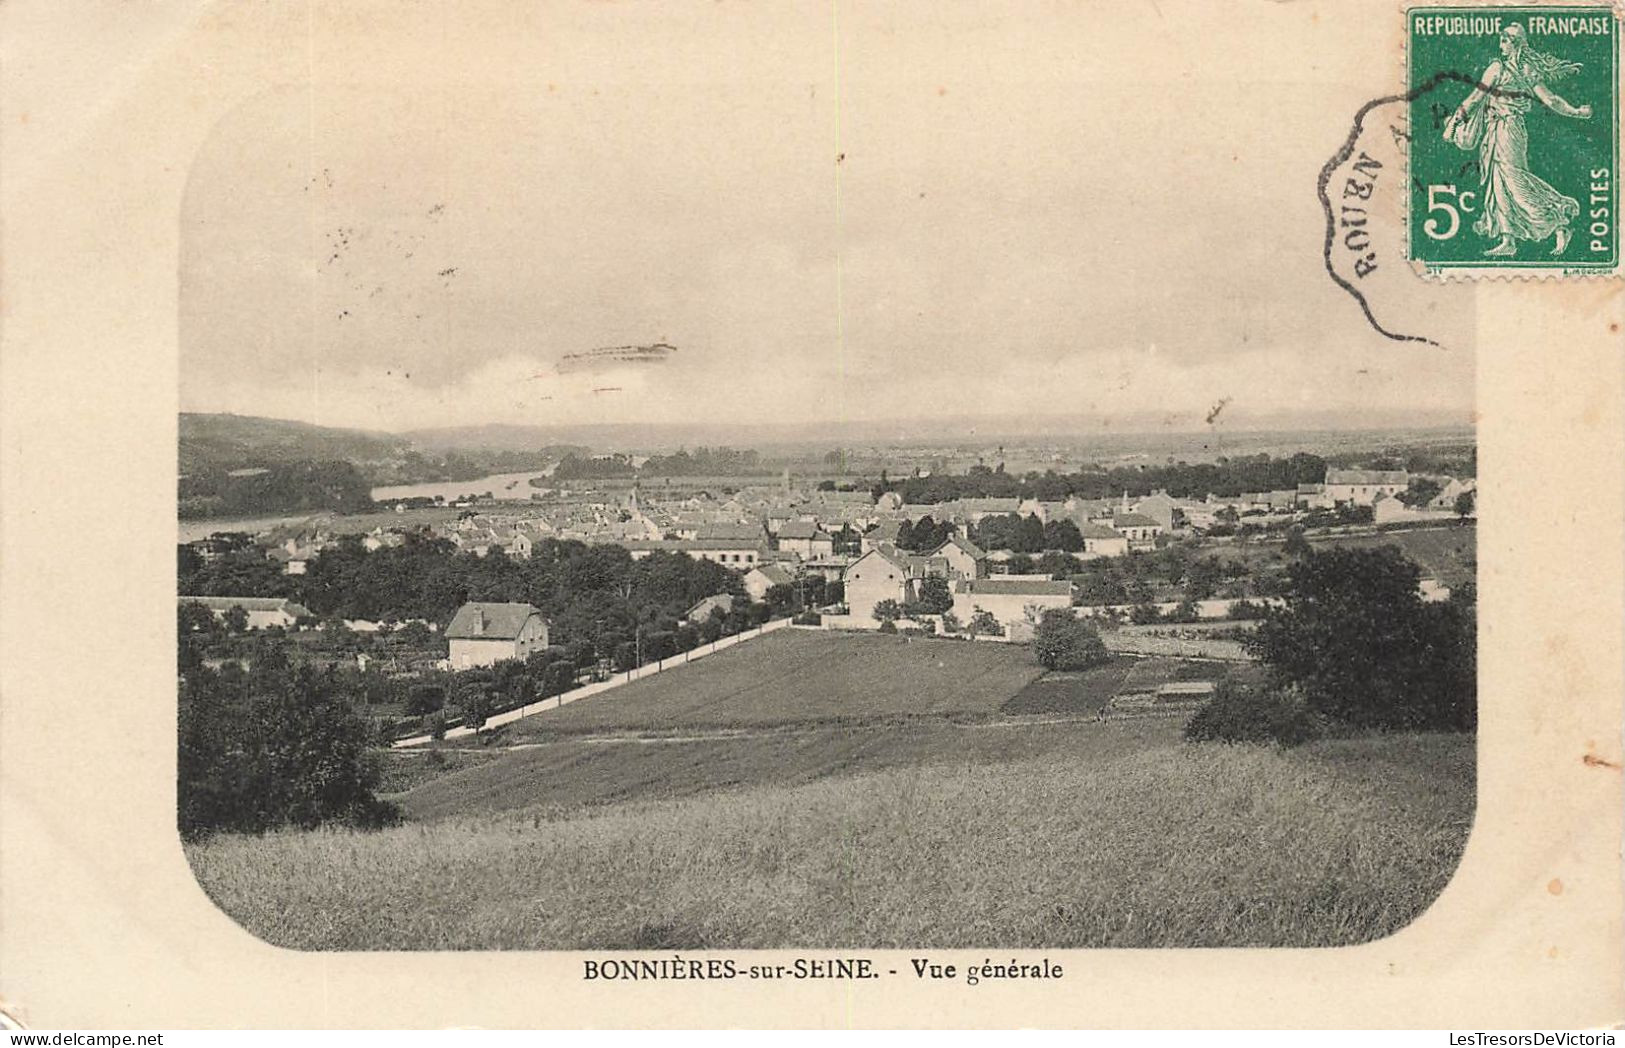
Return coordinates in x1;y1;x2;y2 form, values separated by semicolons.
949;577;1074;629
445;602;550;669
930;535;988;580
1325;469;1410;506
619;538;764;570
1109;512;1162;549
744;562;796;601
843;547;915;621
1078;521;1130;558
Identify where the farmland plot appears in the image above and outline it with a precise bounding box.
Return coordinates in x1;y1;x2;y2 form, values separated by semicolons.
504;629;1043;737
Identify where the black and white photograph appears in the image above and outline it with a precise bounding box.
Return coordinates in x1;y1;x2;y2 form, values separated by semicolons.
171;4;1478;952
3;0;1621;1033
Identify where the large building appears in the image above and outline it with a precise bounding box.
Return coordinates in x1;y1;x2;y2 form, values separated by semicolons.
445;602;550;669
1325;469;1410;506
619;538;765;570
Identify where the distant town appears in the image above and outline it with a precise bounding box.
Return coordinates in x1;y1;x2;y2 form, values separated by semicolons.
181;420;1476;679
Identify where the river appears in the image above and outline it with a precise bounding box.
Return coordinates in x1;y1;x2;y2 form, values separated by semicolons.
369;470;553;505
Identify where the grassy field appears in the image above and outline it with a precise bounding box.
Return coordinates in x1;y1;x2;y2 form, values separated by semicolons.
188;729;1475;950
1314;525;1476;590
504;630;1044;737
1209;524;1476;590
397;716;1181;821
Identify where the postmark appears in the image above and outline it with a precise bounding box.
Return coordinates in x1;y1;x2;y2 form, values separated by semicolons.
1406;5;1621;275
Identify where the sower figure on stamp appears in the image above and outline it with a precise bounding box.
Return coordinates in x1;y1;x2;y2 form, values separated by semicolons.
1443;23;1593;257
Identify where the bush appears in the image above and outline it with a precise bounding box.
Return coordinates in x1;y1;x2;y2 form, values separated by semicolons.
1033;610;1110;670
877;619;898;634
1128;603;1162;625
405;684;445;716
793;611;822;626
1183;683;1325;747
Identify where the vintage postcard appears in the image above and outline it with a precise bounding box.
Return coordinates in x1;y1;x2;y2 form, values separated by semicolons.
0;0;1620;1031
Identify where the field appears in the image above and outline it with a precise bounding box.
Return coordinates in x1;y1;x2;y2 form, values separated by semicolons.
396;716;1179;820
503;630;1044;737
1314;525;1476;590
188;730;1475;950
1209;524;1476;591
188;630;1475;950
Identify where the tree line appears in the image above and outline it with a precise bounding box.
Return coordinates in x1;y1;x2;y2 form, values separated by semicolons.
877;452;1329;504
179;460;376;520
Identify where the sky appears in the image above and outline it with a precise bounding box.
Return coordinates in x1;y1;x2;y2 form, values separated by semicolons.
178;2;1476;436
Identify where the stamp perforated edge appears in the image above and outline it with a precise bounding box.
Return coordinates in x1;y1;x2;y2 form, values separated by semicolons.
1398;0;1625;281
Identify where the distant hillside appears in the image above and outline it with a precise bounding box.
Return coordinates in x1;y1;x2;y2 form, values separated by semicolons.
179;413;412;475
402;424;589;459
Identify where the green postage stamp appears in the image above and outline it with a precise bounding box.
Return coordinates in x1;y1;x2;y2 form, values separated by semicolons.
1407;5;1620;274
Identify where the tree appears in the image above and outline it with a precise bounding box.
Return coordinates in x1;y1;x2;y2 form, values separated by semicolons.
765;583;799;617
1283;527;1312;558
1033;610;1109;670
967;607;1001;638
1042;519;1084;553
1399;477;1444;508
459;686;493;734
916;577;954;615
872;599;902;624
1247;546;1475;731
405;684;445;716
222;604;250;634
178;600;218;637
940;611;962;635
1454;489;1476;521
178;655;397;839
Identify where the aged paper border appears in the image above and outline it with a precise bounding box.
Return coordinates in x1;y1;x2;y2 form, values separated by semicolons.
1;0;1620;1029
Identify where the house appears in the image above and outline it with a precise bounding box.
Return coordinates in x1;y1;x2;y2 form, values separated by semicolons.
777;520;836;559
445;602;550;669
955;497;1023;523
697;522;767;544
1297;483;1334;510
949;578;1074;629
930;535;988;580
1078;522;1130;558
268;547;312;575
875;491;904;512
744;562;796;601
843;547;914;621
1372;492;1417;524
1265;490;1298;513
1110;512;1162;549
620;538;765;570
1325;468;1410;506
861;519;904;553
1429;477;1477;512
179;596;313;630
1132;492;1186;532
682;594;736;624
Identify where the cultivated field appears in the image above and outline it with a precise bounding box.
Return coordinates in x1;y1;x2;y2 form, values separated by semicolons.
503;629;1044;737
188;730;1475;950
